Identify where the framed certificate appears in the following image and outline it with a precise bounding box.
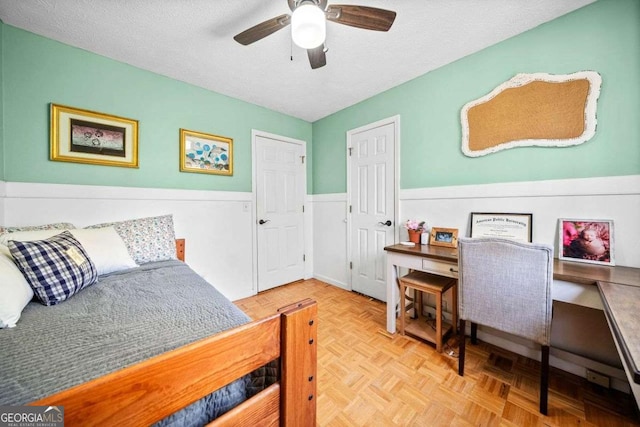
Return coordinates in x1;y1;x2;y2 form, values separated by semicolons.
470;212;533;242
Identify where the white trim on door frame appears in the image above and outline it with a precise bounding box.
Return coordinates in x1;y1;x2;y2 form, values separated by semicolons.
251;129;308;293
346;115;401;289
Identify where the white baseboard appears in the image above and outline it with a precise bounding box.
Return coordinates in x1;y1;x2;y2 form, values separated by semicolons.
420;304;630;393
477;329;630;394
314;274;349;291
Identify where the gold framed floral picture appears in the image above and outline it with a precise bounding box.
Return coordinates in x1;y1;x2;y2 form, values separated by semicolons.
179;128;233;175
50;103;138;168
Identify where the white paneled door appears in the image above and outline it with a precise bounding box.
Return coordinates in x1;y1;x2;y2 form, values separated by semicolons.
349;120;396;301
255;134;306;292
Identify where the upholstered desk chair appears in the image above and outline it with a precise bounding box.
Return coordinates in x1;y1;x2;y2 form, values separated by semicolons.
457;237;554;415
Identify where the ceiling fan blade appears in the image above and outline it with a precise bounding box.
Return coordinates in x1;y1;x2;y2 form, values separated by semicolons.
326;5;396;31
233;14;291;45
307;44;327;69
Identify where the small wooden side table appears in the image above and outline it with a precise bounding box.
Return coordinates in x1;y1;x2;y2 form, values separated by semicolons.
398;270;458;352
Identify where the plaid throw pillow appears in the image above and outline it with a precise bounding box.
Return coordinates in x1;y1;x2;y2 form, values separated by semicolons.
8;231;98;306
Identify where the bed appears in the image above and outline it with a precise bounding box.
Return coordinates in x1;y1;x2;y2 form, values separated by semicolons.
0;237;317;426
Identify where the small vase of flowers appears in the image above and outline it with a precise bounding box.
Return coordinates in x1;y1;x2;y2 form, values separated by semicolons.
404;219;426;244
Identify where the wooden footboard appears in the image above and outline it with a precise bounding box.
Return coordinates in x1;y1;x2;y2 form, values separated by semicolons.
30;298;317;426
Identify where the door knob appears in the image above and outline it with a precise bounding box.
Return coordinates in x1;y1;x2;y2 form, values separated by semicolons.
378;220;392;226
258;219;270;225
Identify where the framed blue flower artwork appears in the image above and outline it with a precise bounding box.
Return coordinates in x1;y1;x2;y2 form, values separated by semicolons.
179;128;233;176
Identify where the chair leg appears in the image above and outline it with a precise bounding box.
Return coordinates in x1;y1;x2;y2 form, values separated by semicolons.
540;345;550;415
458;319;466;376
471;322;478;345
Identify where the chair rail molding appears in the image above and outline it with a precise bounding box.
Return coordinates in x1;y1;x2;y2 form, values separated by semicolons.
400;175;640;200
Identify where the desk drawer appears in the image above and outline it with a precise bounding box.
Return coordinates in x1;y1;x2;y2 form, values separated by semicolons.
422;258;458;278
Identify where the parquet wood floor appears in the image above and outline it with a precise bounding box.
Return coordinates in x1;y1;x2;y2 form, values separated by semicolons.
235;279;640;427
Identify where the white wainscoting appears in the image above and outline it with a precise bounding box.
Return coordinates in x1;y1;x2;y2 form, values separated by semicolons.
1;182;257;301
310;193;349;290
304;195;314;281
310;175;639;391
400;174;640;268
310;175;640;291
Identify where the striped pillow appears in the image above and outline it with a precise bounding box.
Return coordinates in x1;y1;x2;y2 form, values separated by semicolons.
8;231;98;306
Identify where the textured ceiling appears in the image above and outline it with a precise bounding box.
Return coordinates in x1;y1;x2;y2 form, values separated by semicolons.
0;0;595;122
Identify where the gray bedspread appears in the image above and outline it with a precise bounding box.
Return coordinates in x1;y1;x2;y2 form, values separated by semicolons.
0;260;264;425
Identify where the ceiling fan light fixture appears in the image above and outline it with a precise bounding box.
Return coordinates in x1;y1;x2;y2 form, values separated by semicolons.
291;1;326;49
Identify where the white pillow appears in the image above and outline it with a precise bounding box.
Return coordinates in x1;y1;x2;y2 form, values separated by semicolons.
0;245;34;328
87;214;176;264
1;227;138;276
69;228;138;275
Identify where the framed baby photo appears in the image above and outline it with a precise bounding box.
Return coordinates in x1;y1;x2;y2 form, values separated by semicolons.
558;219;614;266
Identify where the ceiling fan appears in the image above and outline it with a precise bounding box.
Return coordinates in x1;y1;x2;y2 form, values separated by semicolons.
233;0;396;69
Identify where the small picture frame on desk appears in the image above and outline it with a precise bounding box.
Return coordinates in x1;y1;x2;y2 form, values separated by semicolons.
559;219;614;266
429;227;459;248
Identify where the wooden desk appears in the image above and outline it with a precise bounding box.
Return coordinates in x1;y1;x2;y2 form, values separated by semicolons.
599;282;640;386
384;243;640;401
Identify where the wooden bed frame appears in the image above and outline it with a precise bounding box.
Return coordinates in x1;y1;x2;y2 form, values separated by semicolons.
30;239;317;426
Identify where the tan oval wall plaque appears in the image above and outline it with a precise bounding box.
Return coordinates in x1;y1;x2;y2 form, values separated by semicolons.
461;71;602;157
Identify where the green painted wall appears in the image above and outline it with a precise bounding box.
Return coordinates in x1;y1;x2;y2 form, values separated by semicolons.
1;24;312;192
312;0;640;194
